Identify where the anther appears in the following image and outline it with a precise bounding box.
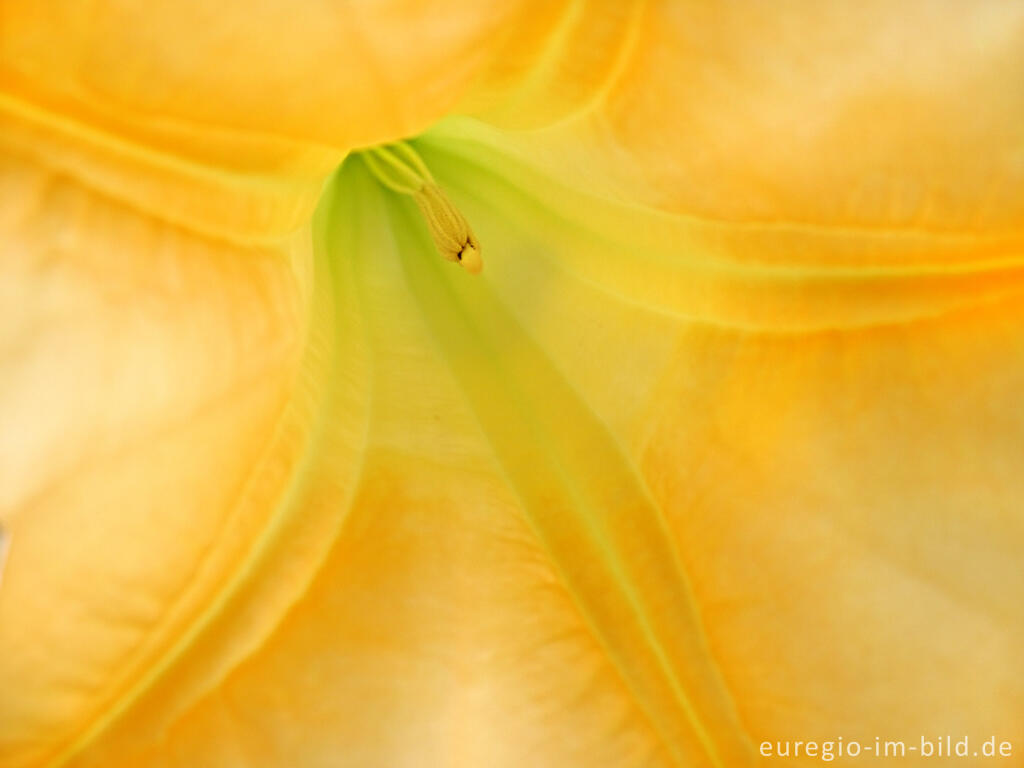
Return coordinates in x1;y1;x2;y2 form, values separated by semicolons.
362;142;483;274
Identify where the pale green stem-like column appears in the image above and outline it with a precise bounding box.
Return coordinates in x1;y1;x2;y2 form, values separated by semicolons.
362;142;483;274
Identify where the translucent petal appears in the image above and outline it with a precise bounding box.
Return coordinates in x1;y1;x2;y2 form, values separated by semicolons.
7;2;1023;243
0;0;536;155
0;148;370;767
0;0;631;243
8;126;1019;766
470;1;1024;237
4;2;1024;760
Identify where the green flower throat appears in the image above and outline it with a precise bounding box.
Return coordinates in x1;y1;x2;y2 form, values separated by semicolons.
361;141;483;274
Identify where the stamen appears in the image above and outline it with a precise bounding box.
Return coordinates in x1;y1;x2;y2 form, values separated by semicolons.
362;142;483;274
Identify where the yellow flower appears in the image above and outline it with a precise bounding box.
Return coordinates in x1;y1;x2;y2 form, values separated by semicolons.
2;2;1024;766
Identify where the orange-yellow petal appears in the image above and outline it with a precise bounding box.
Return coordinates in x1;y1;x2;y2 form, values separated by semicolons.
1;0;529;156
8;128;1018;766
0;145;370;767
3;3;1024;766
468;1;1024;238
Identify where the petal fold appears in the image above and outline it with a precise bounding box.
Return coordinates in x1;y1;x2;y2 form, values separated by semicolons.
469;1;1024;239
34;127;1024;766
0;146;370;768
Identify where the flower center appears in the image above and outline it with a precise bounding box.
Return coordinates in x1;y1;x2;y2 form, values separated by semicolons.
361;142;483;274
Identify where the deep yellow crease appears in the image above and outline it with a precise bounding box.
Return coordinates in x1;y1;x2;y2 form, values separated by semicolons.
384;187;754;766
107;162;383;758
496;0;586;116
415;136;1024;334
37;181;368;767
520;0;648;134
0;92;332;188
454;186;1024;334
530;245;1024;336
0;93;339;249
0;80;343;155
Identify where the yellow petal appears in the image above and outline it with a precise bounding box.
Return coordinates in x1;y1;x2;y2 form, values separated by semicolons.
468;1;1024;238
4;3;1024;764
641;299;1024;749
49;156;753;768
0;145;369;767
1;0;530;153
9;0;1022;241
426;127;1024;755
13;124;1019;766
0;0;606;244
